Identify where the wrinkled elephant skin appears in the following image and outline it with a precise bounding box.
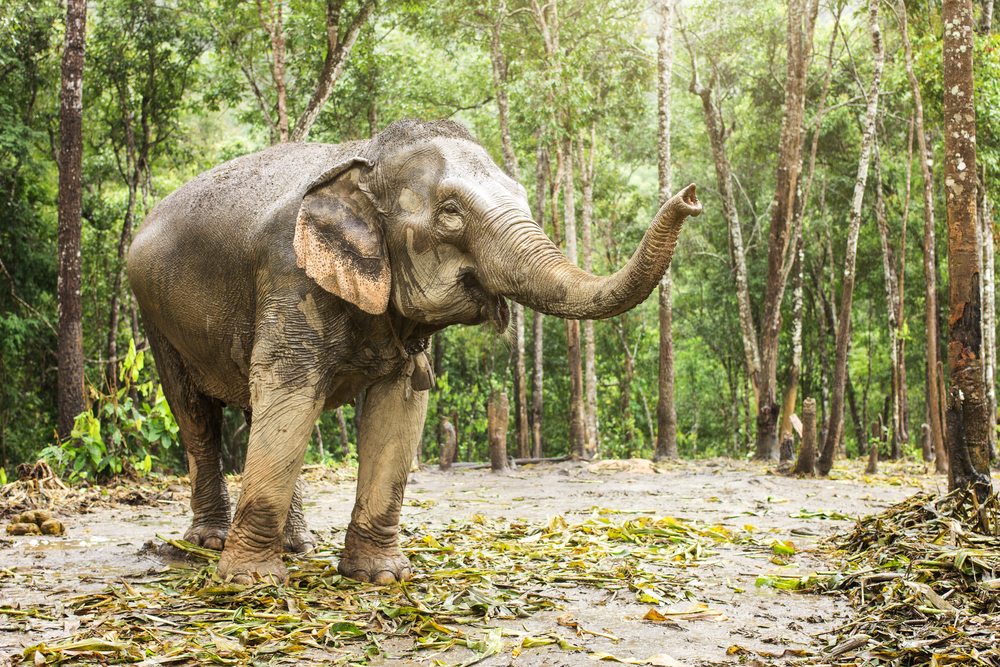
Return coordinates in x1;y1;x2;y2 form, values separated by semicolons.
127;119;701;585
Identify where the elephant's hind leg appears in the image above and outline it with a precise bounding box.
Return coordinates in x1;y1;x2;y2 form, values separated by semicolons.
339;375;428;584
146;324;230;551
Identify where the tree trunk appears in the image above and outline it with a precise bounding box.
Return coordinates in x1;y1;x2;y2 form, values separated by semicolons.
899;0;947;473
943;0;992;499
488;392;511;474
314;422;324;460
531;141;548;459
532;309;544;458
756;0;819;461
620;329;634;455
780;237;804;440
433;334;444;455
655;0;679;461
561;136;587;456
513;305;530;458
818;0;883;476
873;143;905;459
486;16;530;461
979;175;997;460
684;37;760;416
578;125;598;456
791;397;816;475
106;71;141;393
57;0;87;441
289;0;375;142
257;0;289;143
336;406;349;459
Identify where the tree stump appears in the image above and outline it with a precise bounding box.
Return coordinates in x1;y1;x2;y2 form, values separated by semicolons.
865;437;879;474
488;392;511;474
439;419;457;472
779;435;795;463
792;398;816;475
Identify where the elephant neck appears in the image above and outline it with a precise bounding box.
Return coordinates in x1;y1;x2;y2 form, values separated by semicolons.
386;308;439;357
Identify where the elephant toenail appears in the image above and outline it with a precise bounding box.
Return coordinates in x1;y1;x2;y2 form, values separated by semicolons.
204;537;224;551
373;570;397;585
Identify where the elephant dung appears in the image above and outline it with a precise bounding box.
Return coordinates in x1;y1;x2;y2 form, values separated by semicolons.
6;522;41;535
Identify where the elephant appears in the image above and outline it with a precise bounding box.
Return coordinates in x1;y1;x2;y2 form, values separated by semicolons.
126;118;701;585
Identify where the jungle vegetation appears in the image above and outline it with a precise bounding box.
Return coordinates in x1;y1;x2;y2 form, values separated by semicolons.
1;0;997;487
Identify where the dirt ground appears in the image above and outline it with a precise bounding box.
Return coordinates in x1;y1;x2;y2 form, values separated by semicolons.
0;458;943;666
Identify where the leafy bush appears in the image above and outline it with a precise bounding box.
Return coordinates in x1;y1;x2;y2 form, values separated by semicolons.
39;339;179;483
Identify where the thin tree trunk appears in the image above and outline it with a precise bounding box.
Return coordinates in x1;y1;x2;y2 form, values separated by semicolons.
873;142;905;459
531;140;548;459
289;0;375;142
780;237;804;441
943;0;992;498
578;125;598;456
899;0;947;472
433;334;444;455
486;14;530;461
756;0;819;461
561;135;586;456
655;0;678;461
979;171;997;460
106;72;141;392
57;0;87;441
818;0;883;476
313;421;324;460
783;10;840;443
336;406;349;459
257;0;289;143
684;34;760;413
532;309;544;458
898;122;913;454
980;0;994;33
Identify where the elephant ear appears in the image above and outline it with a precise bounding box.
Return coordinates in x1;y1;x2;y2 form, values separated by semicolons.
293;157;390;315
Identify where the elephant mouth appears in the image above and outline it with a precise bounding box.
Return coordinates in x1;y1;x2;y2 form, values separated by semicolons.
460;269;509;333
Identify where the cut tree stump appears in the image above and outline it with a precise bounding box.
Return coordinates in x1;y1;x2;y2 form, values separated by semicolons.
866;439;879;474
439;419;457;472
488;392;511;474
791;398;816;475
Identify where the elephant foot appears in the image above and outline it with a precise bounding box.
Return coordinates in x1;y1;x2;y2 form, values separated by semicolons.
217;545;287;585
159;523;228;559
338;525;411;584
282;528;317;554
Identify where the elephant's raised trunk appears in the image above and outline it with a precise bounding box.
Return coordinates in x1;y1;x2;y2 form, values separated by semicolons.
480;184;701;320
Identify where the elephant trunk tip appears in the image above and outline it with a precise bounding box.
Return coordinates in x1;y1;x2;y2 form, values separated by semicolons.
674;183;702;218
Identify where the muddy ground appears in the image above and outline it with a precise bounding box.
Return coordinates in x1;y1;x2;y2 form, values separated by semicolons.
0;458;942;666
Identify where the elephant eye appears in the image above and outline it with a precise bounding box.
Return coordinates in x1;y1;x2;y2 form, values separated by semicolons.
440;202;461;217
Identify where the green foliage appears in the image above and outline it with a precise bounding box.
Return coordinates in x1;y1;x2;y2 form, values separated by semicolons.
3;0;997;469
39;340;179;482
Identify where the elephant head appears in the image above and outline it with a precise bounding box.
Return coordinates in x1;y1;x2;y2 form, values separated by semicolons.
294;119;701;331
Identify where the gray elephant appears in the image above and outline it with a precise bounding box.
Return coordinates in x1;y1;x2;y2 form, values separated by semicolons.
127;119;701;585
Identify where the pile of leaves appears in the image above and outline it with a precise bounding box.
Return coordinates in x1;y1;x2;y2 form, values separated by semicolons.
815;490;1000;666
16;511;746;665
0;465;173;523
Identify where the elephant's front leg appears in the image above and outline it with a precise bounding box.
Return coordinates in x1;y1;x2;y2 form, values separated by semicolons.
339;374;428;584
217;369;323;585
